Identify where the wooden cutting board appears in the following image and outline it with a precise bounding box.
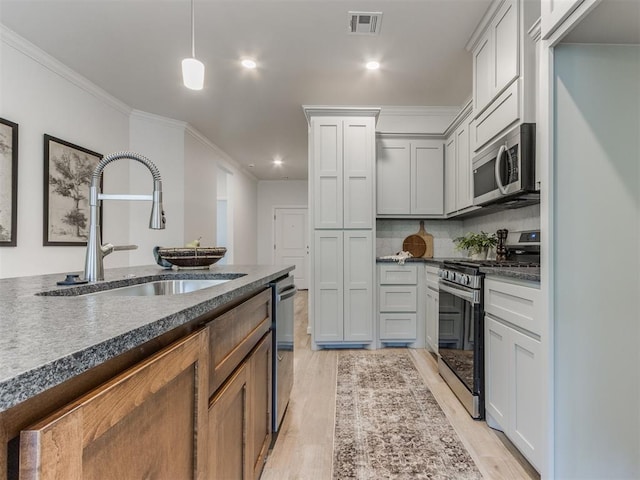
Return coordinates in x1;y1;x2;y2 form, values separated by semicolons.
402;221;434;258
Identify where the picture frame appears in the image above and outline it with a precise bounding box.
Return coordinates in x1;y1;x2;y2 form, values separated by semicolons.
43;135;103;246
0;118;18;247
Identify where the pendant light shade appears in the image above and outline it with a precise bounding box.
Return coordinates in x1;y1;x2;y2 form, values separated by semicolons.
182;58;205;90
182;0;204;90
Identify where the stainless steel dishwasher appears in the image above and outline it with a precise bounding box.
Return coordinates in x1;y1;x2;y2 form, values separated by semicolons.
270;275;296;435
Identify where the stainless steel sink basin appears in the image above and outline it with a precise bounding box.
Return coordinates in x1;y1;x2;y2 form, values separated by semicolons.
82;279;229;297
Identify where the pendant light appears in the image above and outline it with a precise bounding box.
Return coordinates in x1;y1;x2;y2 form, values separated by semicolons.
182;0;205;90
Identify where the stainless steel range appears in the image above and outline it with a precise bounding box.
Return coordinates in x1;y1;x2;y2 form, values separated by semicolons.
437;230;540;419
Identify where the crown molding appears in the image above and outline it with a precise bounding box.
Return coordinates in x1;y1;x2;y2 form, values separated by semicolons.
302;105;381;126
1;24;132;116
379;106;461;117
130;110;188;130
443;100;473;137
465;0;505;52
185;125;258;182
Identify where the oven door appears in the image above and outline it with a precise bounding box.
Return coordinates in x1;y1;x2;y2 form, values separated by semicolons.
438;279;484;418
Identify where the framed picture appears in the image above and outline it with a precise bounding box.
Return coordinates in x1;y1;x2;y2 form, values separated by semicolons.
0;118;18;247
43;135;102;246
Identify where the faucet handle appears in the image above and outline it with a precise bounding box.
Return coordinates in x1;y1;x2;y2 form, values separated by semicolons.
112;244;138;251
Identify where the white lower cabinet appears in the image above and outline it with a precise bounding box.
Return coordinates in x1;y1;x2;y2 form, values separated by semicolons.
484;278;543;472
377;264;422;345
425;265;439;354
314;230;373;344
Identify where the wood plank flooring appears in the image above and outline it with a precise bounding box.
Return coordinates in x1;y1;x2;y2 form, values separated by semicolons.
262;291;539;480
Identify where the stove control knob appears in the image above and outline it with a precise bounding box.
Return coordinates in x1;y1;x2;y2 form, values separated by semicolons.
452;272;459;282
460;274;470;286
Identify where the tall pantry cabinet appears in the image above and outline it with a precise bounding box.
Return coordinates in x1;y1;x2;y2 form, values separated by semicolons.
304;108;379;349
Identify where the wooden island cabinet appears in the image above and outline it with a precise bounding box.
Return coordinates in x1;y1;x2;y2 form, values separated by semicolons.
2;287;273;480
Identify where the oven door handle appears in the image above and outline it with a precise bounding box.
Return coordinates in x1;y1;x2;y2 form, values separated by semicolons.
439;281;478;304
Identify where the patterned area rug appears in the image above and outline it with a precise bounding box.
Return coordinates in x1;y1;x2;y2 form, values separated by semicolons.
333;350;483;479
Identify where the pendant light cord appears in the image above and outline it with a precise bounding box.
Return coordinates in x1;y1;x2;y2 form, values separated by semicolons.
191;0;196;58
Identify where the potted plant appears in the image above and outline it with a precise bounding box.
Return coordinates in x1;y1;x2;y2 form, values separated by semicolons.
453;231;498;260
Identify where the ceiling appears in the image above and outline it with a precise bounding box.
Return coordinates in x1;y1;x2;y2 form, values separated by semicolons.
0;0;492;180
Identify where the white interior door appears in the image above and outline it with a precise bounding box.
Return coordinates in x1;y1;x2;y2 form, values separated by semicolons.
274;207;308;290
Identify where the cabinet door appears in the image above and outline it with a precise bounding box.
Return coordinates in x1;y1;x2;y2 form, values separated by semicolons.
473;32;493;114
312;118;343;229
209;363;250;480
343;118;374;228
510;328;543;470
379;286;417;313
376;138;411;215
20;330;209;480
248;333;272;480
344;230;373;342
493;0;519;95
485;316;510;430
425;287;439;354
455;118;473;211
444;135;457;214
313;230;344;342
411;141;444;215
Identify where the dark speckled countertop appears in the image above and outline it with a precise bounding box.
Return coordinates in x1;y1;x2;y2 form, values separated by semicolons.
0;264;293;413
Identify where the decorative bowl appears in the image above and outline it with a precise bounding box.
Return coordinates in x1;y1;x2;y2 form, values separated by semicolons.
157;247;227;269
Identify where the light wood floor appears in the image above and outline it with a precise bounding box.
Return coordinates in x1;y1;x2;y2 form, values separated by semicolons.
262;291;539;480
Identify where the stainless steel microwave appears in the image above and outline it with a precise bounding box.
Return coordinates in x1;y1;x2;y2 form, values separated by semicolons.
472;123;538;207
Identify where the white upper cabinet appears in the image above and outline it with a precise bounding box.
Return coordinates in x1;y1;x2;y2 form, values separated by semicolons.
311;116;375;229
469;0;540;152
377;137;443;216
473;0;519;116
444;108;474;216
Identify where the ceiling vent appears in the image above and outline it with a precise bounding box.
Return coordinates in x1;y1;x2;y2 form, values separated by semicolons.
348;11;383;35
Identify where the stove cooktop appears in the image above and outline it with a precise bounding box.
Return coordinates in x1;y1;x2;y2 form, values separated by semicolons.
454;260;540;268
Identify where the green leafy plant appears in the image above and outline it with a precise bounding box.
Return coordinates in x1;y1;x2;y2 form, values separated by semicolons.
453;231;498;255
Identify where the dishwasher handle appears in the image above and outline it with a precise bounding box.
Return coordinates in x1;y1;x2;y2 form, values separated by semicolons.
277;285;297;301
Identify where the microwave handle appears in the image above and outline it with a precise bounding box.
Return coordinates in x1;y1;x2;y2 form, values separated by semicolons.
494;144;508;194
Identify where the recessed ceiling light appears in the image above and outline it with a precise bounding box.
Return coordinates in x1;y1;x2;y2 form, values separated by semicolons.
241;59;257;69
248;163;255;168
365;61;380;70
273;158;283;166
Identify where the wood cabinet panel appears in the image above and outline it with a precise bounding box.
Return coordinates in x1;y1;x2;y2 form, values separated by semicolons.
343;231;373;342
379;264;418;285
209;288;271;395
376;140;411;215
312;119;343;229
20;329;209;480
208;363;250;480
248;333;272;480
411;142;444;215
343;119;374;228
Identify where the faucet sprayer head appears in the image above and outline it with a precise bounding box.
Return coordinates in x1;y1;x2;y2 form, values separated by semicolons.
150;180;166;229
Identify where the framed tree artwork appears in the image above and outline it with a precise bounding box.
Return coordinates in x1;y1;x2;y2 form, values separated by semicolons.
43;135;102;246
0;118;18;247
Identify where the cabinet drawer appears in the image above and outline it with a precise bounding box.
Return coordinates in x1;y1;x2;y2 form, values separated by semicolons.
425;265;440;288
379;264;418;284
208;288;271;396
473;80;520;152
484;278;541;336
379;286;417;312
379;313;417;340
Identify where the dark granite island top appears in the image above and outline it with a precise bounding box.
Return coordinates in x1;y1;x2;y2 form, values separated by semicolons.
0;264;293;413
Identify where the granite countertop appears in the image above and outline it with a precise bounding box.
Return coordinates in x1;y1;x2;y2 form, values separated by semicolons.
0;264;293;413
376;257;541;282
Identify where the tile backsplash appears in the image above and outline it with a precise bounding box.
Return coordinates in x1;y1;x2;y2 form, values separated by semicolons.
376;204;540;258
376;219;464;258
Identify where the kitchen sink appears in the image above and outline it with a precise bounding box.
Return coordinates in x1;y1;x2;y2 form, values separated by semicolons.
81;279;230;297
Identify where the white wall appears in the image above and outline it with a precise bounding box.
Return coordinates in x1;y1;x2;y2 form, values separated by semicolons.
554;44;639;478
256;180;308;265
0;28;130;278
127;112;186;267
230;166;258;264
